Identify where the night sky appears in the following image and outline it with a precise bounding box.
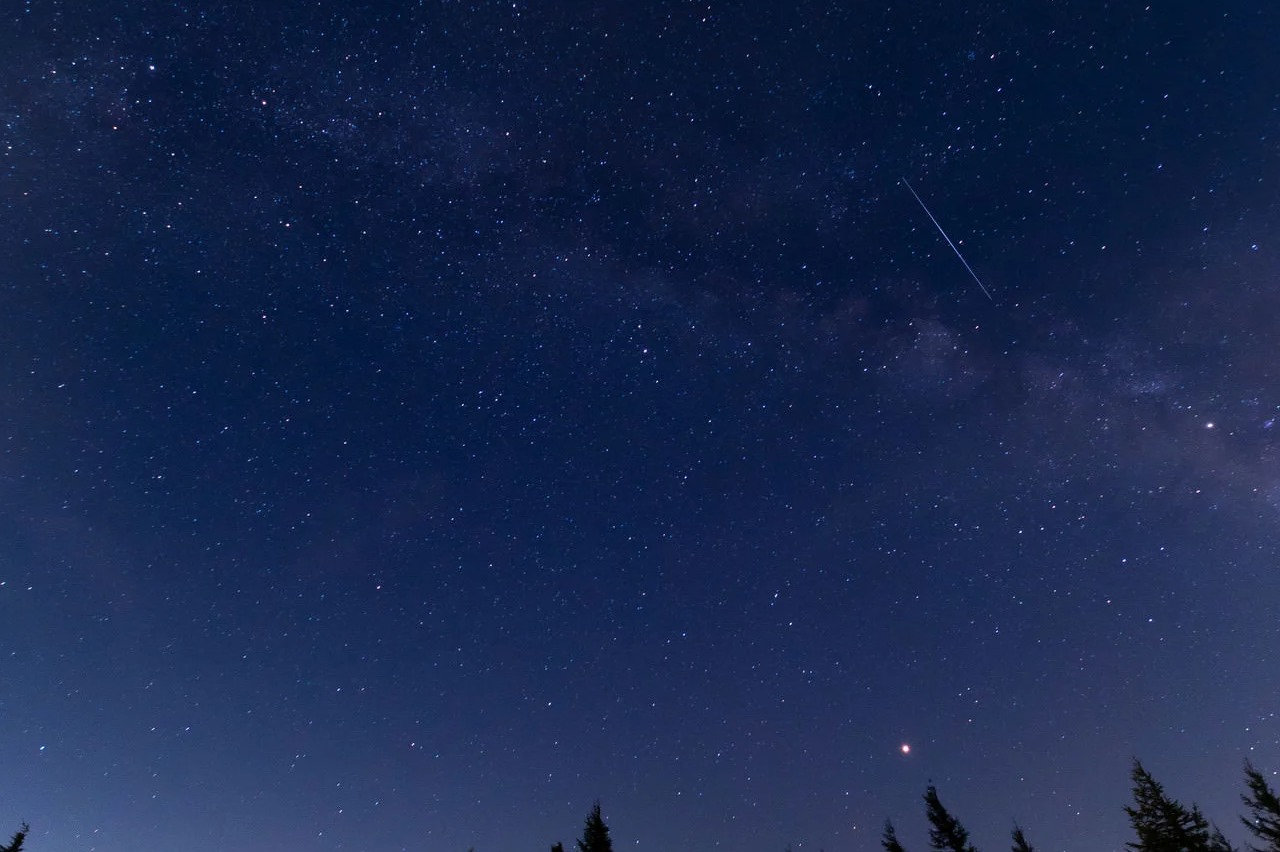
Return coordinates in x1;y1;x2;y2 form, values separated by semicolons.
4;2;1280;851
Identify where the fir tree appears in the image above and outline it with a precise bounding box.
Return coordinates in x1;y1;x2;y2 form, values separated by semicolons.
577;801;612;852
925;785;979;852
1242;762;1280;852
1124;760;1215;852
552;844;566;852
883;819;909;852
1011;823;1035;852
0;823;25;852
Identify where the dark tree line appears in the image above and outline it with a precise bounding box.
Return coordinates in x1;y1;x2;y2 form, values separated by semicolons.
474;762;1280;852
10;759;1271;852
881;760;1280;852
523;764;1280;852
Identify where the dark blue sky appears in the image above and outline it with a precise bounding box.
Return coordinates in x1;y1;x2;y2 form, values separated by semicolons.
3;2;1280;851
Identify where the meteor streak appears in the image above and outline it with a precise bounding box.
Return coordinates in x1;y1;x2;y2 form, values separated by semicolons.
902;178;995;302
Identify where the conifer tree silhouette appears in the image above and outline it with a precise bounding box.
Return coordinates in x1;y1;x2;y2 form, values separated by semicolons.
883;820;909;852
1125;760;1219;852
925;785;979;852
1011;823;1035;852
0;823;26;852
1242;762;1280;852
577;802;612;852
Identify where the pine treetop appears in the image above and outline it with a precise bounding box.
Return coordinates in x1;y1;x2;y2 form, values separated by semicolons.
1242;762;1280;852
577;801;613;852
924;785;979;852
1011;823;1035;852
883;820;910;852
1125;760;1214;852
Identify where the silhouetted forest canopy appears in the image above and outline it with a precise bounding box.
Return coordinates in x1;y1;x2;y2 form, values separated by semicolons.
530;761;1280;852
878;760;1280;852
8;760;1278;851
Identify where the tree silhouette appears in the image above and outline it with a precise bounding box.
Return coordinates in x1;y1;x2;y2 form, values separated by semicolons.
883;819;909;852
0;823;25;852
1011;823;1035;852
1242;762;1280;852
925;785;979;852
577;801;612;852
1125;760;1218;852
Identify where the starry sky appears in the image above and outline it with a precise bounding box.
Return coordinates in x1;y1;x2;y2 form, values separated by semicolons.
3;2;1280;851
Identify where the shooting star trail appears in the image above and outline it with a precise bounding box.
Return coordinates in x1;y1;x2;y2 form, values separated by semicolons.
902;178;995;302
